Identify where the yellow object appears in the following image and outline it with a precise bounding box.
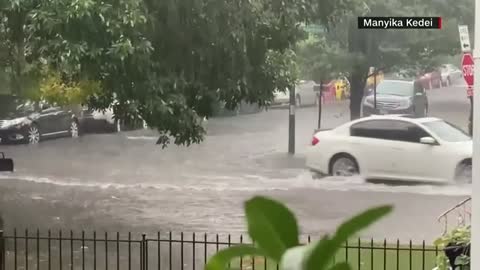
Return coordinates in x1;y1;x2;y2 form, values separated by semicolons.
366;67;384;88
334;79;350;100
335;81;343;100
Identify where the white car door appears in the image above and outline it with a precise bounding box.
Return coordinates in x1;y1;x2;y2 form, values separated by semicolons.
384;120;450;182
348;120;400;178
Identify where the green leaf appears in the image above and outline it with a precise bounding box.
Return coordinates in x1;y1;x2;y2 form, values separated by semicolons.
244;196;299;261
305;205;392;270
205;245;265;270
335;205;393;243
328;262;352;270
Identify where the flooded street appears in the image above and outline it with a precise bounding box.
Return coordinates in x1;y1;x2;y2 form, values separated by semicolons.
0;81;472;242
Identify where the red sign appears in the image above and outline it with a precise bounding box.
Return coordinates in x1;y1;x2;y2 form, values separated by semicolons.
462;53;474;87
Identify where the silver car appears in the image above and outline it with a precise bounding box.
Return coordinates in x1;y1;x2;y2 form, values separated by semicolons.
272;80;320;107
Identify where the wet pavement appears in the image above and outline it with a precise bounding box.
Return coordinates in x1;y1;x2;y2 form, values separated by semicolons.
0;82;472;243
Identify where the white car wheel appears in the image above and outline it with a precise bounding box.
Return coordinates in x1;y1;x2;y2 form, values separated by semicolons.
455;161;472;184
27;125;41;144
70;121;79;138
331;156;359;176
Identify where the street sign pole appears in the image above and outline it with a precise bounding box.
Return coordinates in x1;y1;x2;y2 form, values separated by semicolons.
316;83;322;130
288;86;295;154
462;53;474;134
470;95;474;136
373;67;377;110
459;25;474;135
472;0;480;268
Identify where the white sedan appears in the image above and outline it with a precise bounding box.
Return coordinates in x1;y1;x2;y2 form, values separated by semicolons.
272;81;320;107
440;64;462;86
306;115;472;183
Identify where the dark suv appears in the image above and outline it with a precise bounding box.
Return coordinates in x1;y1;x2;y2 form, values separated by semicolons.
0;95;80;144
362;80;428;117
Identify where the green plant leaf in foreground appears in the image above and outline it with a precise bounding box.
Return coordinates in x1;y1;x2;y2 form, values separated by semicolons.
328;262;352;270
244;196;300;261
205;245;266;270
305;205;393;270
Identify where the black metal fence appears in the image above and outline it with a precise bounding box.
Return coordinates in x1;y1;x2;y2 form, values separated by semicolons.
0;230;443;270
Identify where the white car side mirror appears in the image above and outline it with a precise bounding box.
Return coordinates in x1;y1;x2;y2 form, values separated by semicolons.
420;137;436;145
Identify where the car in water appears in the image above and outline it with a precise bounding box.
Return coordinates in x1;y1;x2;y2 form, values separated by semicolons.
272;80;320;107
439;64;462;86
78;105;119;133
306;115;472;183
0;95;80;144
417;69;442;90
362;80;428;117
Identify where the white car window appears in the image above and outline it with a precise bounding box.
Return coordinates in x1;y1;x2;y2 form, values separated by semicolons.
351;119;430;143
422;120;470;142
376;81;414;96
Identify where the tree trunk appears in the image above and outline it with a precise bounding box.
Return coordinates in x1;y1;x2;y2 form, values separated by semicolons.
349;69;366;120
347;19;371;120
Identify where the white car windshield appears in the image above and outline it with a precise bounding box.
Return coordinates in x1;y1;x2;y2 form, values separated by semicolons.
423;120;471;142
376;81;413;96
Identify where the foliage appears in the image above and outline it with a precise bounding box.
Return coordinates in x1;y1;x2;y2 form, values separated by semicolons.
206;196;392;270
434;226;470;270
35;67;102;106
296;0;473;119
296;31;364;83
1;0;348;147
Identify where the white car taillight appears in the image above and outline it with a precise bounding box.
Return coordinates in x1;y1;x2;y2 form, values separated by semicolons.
312;136;319;146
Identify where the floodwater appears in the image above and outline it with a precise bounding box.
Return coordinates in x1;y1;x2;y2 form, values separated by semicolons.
0;82;472;242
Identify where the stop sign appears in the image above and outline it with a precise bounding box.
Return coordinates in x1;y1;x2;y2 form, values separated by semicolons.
462;53;474;87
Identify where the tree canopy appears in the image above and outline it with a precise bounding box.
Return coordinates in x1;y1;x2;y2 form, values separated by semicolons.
296;0;473;118
0;0;347;146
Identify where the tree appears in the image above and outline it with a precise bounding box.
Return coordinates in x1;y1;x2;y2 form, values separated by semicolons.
298;0;473;119
0;0;326;146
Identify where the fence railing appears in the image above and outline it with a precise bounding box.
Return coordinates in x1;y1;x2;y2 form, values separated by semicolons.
0;230;442;270
437;197;471;235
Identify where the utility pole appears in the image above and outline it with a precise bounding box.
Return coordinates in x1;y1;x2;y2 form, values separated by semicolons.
373;67;377;110
471;0;480;268
288;85;295;154
0;215;3;270
470;96;473;136
316;82;322;130
459;25;473;135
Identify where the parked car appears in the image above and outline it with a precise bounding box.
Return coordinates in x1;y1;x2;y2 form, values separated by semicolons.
0;95;80;144
365;67;384;90
417;69;442;89
78;105;118;133
306;115;472;183
440;64;462;86
272;80;320;107
362;80;428;117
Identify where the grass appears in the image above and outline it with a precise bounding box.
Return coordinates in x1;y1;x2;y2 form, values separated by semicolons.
229;242;440;270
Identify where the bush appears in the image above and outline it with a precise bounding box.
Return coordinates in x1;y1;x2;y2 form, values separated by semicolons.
434;226;470;270
34;68;103;106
